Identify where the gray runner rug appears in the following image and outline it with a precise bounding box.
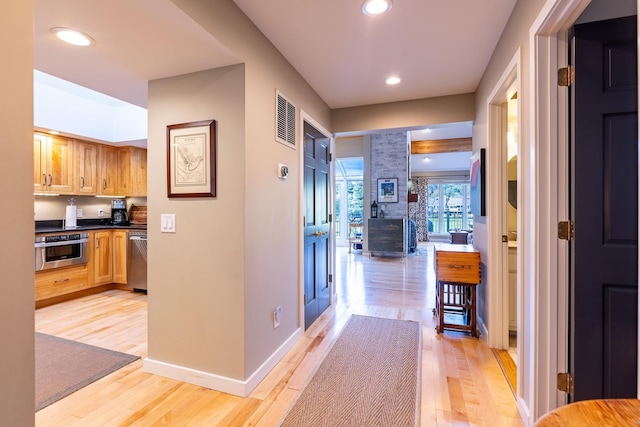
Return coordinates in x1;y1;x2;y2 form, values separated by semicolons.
35;332;139;411
280;315;421;426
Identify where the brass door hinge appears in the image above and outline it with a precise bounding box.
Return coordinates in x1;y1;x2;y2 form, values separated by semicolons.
558;221;574;241
329;274;333;283
557;372;574;393
558;66;575;86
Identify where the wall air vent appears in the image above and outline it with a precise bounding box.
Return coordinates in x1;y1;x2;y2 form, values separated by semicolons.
276;90;296;149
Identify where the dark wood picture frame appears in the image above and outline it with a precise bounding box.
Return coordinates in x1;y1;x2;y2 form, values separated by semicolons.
166;120;217;198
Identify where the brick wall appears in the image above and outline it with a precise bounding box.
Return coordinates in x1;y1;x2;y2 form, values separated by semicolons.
370;132;408;219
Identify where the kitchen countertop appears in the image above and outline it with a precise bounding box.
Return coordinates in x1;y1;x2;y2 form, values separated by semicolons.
36;219;147;234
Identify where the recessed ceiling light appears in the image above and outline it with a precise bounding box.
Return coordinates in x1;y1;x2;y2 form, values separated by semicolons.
385;76;401;85
48;130;59;135
50;27;94;47
362;0;393;15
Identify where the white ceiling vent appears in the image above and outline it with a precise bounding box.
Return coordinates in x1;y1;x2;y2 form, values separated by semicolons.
276;90;296;148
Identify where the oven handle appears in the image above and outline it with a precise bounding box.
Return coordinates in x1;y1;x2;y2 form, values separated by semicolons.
34;238;89;248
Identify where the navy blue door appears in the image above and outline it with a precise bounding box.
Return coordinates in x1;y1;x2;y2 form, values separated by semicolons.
303;121;331;329
572;15;638;400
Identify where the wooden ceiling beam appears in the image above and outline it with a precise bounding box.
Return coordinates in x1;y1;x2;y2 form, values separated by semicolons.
411;137;472;154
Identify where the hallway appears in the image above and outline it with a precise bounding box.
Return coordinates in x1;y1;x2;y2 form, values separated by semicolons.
336;244;522;426
35;243;522;426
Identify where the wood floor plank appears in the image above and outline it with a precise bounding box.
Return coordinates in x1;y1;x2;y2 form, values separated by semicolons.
35;243;523;426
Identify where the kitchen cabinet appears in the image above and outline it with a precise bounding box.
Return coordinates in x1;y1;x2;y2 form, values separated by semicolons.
76;141;98;195
98;145;119;196
33;132;147;196
92;230;113;285
112;230;128;284
35;265;89;301
117;147;147;197
34;133;76;194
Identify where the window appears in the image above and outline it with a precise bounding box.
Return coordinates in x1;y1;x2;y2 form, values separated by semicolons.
427;181;472;235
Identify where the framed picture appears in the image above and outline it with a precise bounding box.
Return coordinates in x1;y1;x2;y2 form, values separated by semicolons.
167;120;217;198
377;178;398;203
470;148;486;216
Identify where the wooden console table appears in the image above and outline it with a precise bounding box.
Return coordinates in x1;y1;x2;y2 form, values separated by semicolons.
433;244;481;337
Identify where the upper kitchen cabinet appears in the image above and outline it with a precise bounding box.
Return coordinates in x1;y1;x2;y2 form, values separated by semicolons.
76;141;98;195
98;145;119;196
117;147;147;197
34;133;76;194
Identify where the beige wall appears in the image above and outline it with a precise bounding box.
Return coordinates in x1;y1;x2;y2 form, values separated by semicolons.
332;93;475;134
148;0;331;392
0;2;35;425
147;65;247;379
335;136;365;158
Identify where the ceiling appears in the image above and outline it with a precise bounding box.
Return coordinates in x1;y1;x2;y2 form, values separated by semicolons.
34;0;517;171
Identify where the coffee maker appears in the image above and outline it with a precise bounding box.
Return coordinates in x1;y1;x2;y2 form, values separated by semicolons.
111;199;130;226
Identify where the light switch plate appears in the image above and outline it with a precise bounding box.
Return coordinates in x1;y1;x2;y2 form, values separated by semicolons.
161;214;176;233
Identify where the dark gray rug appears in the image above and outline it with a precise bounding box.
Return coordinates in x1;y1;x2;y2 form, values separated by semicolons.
35;332;139;411
280;315;421;426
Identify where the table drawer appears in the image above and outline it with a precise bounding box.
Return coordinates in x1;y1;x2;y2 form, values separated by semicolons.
435;247;481;283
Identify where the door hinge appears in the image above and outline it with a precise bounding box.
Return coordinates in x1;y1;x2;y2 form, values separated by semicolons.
329;274;333;283
558;66;574;86
558;221;574;241
557;372;574;394
329;152;333;162
329;214;332;223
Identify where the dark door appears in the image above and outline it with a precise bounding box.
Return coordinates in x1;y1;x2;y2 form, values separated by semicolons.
303;121;331;329
571;15;638;401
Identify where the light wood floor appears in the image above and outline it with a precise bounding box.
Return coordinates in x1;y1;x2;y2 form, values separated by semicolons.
35;243;524;426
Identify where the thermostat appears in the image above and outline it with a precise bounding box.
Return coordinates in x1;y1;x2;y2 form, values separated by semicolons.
278;163;289;179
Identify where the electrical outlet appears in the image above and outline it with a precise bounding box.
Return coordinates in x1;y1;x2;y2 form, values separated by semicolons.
273;306;282;329
98;209;104;218
76;208;83;218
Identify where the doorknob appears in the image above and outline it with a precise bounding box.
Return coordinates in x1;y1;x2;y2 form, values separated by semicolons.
313;231;326;237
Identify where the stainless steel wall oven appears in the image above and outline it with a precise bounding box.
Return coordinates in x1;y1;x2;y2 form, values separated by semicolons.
35;232;89;271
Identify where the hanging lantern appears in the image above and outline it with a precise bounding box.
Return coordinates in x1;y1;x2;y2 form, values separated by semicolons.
371;201;378;218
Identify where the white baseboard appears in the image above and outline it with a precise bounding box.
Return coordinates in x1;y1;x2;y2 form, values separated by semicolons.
143;327;302;397
477;315;489;342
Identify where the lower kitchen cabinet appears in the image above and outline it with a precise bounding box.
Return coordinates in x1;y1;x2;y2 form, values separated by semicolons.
112;230;128;284
92;230;113;286
35;265;89;301
34;228;136;304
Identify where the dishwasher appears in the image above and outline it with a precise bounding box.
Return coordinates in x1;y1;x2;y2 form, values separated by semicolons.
128;231;147;292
